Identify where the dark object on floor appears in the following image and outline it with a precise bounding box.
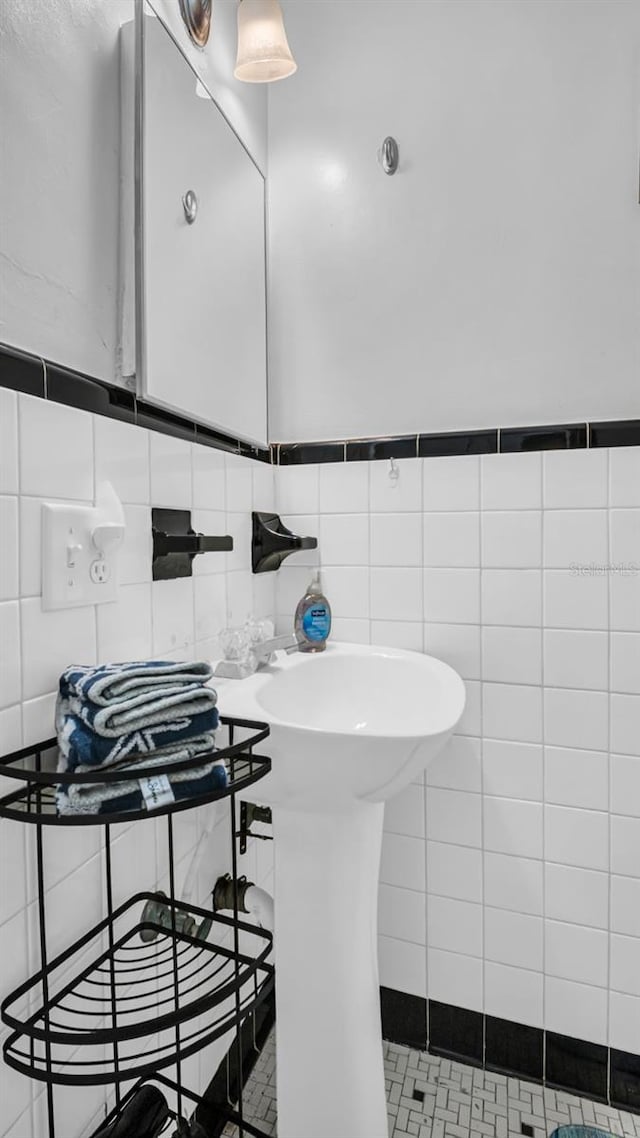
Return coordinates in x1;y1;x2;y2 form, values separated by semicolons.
89;1085;170;1137
412;1089;425;1104
194;986;276;1137
172;1119;208;1137
549;1129;615;1138
521;1125;534;1137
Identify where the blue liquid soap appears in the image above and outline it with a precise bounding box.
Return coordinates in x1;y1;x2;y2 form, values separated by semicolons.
294;574;332;653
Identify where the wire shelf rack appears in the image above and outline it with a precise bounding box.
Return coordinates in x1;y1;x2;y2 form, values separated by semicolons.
0;716;274;1138
0;715;271;826
2;892;274;1087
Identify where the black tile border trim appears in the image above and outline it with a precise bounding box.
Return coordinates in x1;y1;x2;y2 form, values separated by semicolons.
348;435;418;462
419;429;498;457
2;341;640;465
0;344;45;398
378;994;640;1111
500;423;587;452
0;342;272;463
278;440;346;465
589;419;640;449
274;418;640;462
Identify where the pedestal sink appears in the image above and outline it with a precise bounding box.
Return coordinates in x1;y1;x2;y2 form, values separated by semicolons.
218;642;465;1138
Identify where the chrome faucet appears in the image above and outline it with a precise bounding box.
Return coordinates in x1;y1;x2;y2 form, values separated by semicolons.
253;633;300;669
214;630;300;679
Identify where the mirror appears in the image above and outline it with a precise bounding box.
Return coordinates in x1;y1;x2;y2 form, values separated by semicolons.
132;6;268;445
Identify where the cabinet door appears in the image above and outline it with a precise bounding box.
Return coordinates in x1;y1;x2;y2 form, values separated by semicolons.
139;12;267;445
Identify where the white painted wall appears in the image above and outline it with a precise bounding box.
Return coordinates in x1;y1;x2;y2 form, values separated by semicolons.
0;0;131;381
268;0;640;442
0;0;267;386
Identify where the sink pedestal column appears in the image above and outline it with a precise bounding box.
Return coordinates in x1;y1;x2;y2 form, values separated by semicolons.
272;800;388;1138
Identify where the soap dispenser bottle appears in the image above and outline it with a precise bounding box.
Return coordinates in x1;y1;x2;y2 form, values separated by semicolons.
294;573;332;653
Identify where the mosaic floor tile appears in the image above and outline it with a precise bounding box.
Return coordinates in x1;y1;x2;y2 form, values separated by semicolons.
221;1033;638;1138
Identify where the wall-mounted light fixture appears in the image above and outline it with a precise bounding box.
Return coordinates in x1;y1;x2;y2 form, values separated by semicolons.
179;0;212;47
234;0;297;83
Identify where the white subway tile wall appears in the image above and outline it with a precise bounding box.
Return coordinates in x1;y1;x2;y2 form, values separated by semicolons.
275;447;640;1054
0;395;276;1138
2;408;640;1137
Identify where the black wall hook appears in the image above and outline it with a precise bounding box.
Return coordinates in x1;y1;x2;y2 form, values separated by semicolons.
252;511;318;574
152;508;233;581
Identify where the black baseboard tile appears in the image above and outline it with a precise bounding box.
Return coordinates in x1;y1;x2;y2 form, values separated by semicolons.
0;343;45;398
589;420;640;449
546;1032;608;1103
380;986;427;1051
428;1000;483;1067
347;435;418;462
485;1016;543;1083
500;423;587;452
610;1049;640;1112
47;362;136;423
419;429;498;457
278;441;345;465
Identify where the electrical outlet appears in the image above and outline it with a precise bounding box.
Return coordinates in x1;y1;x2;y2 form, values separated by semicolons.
41;483;125;610
90;559;111;585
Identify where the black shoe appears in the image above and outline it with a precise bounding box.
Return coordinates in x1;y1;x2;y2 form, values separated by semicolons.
89;1085;171;1138
171;1118;209;1138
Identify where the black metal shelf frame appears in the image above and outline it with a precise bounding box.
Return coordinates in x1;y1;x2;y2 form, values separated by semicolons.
0;716;274;1138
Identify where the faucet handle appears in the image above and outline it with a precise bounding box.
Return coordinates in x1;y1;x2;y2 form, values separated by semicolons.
244;616;274;648
220;626;251;662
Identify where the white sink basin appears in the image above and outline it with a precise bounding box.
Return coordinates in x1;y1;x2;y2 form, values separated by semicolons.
216;641;465;1138
219;641;465;811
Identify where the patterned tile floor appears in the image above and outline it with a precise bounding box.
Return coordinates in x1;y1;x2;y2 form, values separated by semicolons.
223;1031;640;1138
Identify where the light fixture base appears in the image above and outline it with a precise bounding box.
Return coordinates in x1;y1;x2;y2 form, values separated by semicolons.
179;0;212;48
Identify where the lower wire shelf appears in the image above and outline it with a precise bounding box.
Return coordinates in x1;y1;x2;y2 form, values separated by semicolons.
96;1072;273;1138
2;891;274;1087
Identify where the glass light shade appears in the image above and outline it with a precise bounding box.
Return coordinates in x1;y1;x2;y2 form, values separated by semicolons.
234;0;297;83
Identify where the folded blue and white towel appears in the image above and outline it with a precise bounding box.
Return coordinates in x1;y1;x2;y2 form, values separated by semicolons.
54;661;225;817
60;661;215;706
56;660;219;771
56;756;227;816
58;661;218;738
57;708;219;771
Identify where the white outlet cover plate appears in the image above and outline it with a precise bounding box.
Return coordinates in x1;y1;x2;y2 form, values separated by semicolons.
42;502;119;611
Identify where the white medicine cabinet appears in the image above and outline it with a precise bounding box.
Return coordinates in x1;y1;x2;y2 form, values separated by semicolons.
122;6;268;446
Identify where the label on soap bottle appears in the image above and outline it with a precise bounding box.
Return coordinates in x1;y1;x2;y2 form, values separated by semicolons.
302;604;331;642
